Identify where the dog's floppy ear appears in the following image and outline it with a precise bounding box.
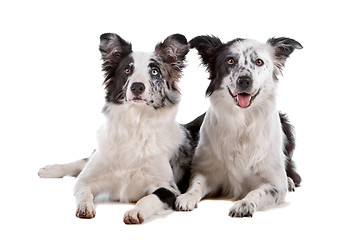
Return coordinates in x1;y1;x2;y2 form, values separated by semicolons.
155;34;189;70
267;37;302;73
189;35;223;67
99;33;132;84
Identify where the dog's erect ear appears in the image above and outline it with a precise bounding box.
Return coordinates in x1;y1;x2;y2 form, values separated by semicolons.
99;33;132;61
267;37;302;70
189;35;222;66
99;33;132;83
155;34;189;68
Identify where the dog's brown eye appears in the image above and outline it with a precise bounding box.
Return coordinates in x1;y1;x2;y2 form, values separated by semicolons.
255;59;264;66
124;68;131;74
227;58;235;65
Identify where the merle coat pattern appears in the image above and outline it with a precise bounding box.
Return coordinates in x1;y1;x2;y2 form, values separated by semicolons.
39;33;193;224
175;35;302;217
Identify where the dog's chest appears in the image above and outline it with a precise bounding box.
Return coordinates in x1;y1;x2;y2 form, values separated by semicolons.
99;104;183;165
220;129;262;173
94;104;183;201
203;111;274;194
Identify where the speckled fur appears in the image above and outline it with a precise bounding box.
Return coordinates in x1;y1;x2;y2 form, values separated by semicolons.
176;35;302;217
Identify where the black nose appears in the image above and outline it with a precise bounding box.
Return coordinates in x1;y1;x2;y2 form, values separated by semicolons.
237;76;253;91
130;82;145;96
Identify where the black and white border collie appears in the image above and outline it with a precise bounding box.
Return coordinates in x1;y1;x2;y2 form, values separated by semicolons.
38;33;193;224
176;35;302;217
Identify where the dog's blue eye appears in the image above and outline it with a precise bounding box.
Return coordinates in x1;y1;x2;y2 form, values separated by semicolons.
151;69;159;76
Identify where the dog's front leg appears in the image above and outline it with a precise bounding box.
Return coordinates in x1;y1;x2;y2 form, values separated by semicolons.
229;183;286;218
175;174;208;211
74;182;96;219
73;152;106;219
123;187;177;224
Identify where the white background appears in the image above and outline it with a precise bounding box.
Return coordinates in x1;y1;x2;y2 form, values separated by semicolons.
1;0;359;239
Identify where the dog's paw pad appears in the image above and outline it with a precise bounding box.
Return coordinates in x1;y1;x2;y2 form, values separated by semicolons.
175;193;199;211
76;202;96;219
123;208;144;224
229;200;256;218
38;164;64;178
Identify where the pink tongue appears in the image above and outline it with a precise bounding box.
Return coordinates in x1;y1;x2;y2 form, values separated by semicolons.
237;94;251;108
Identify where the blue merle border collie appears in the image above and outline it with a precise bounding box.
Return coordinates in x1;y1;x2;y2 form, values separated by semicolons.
176;35;302;217
38;33;193;224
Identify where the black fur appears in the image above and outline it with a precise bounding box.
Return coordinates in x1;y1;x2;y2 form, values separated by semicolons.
153;187;177;209
280;112;302;186
99;33;133;84
98;33;189;108
170;125;194;193
267;37;303;79
184;112;206;145
190;36;246;96
156;34;189;66
99;33;133;104
188;35;302;188
267;37;303;62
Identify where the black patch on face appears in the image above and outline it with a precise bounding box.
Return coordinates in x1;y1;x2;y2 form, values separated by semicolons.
136;34;189;110
99;33;189;107
99;33;133;104
149;60;162;79
190;35;245;96
105;55;134;103
152;187;177;209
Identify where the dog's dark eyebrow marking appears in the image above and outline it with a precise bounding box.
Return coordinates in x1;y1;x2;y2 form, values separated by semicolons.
149;58;160;67
149;62;160;70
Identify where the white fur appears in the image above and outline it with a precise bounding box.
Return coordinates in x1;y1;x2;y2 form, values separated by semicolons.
125;53;152;101
176;39;289;217
38;34;191;223
38;158;88;178
39;101;184;221
73;102;183;220
39;51;185;222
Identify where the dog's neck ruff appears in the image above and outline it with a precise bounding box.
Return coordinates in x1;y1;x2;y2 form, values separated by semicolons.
103;102;179;127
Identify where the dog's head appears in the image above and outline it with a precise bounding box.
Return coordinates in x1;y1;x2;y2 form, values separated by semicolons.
190;35;302;109
99;33;189;109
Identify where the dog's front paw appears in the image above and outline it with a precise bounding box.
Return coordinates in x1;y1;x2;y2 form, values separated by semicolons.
287;177;296;192
38;164;64;178
76;201;96;219
123;208;144;224
229;200;256;218
175;193;199;211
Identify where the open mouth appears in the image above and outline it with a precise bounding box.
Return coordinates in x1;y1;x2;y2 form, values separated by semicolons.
227;87;260;108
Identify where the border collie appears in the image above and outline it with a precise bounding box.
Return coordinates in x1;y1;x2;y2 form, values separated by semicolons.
38;33;193;224
175;35;302;217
